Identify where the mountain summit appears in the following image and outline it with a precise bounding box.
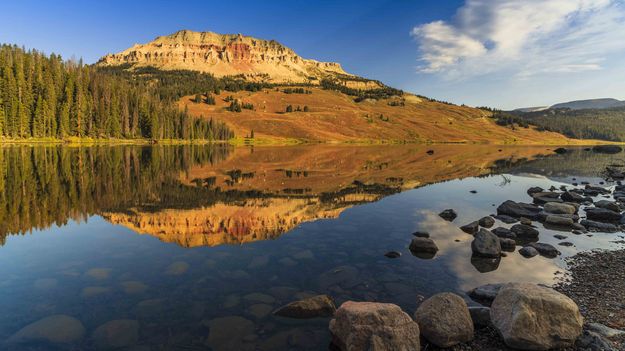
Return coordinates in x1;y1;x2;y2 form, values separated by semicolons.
98;30;367;85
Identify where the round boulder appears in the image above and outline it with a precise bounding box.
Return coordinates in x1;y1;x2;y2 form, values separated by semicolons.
414;293;474;347
491;283;583;350
544;202;576;215
471;229;501;258
8;315;85;345
273;294;336;319
329;301;421;351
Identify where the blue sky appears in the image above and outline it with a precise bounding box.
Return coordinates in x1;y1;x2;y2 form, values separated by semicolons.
2;0;624;109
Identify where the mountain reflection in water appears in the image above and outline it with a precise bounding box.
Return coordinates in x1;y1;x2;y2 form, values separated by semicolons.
0;144;553;247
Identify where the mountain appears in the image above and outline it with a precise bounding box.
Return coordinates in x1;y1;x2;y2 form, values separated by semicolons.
550;98;625;110
97;29;379;88
98;30;590;144
513;106;549;113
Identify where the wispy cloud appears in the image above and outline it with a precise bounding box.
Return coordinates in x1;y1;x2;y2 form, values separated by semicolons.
411;0;625;79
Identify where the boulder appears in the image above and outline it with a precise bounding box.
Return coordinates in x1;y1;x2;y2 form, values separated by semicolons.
528;242;560;258
329;301;421;351
544;202;576;215
439;209;458;222
468;283;503;306
519;246;539;258
491;227;516;239
412;231;430;238
595;200;621;213
587;322;625;339
586;208;622;222
561;191;592;203
460;221;479;234
527;187;544;196
494;214;518;224
478;216;495;228
471;229;501;258
581;219;619;233
531;192;563;204
8;315;85;345
414;293;474;347
497;200;542;219
510;224;539;238
545;215;575;227
500;238;516;251
409;237;439;255
491;283;583;350
273;295;336;319
576;330;616;351
468;306;491;327
520;217;532;225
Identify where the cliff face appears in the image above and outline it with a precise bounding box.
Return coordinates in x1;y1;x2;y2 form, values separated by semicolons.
97;30;353;84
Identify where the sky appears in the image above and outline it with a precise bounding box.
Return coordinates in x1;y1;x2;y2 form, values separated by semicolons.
1;0;624;110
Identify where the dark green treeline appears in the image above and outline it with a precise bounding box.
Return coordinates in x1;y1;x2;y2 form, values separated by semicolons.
0;45;233;140
0;145;232;242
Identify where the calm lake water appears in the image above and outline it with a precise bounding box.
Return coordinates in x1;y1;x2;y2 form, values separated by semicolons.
0;144;624;350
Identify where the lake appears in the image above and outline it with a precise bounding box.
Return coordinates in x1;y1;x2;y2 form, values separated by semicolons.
1;144;624;350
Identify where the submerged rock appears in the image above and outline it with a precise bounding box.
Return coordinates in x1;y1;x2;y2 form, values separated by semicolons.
412;231;430;238
384;251;401;258
329;301;421;351
471;229;501;258
409;237;439;258
528;242;560;258
439;209;458;222
273;295;336;319
581;219;619;233
206;316;255;351
8;314;86;345
414;293;474;348
468;283;503;306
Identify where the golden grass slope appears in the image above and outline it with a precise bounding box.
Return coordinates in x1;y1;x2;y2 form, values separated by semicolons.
180;87;590;144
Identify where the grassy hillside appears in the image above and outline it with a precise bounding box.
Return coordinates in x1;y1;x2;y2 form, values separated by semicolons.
180;87;590;144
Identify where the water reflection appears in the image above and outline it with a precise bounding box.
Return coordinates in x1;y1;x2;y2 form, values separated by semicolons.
1;144;624;350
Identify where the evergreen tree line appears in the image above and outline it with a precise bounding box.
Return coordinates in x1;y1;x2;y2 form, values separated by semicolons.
0;144;233;241
0;45;232;140
491;107;625;141
320;78;403;102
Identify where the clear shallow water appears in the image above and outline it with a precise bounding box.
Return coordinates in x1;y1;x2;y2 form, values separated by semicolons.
0;145;624;350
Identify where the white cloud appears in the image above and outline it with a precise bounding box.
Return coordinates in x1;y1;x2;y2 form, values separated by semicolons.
412;0;625;78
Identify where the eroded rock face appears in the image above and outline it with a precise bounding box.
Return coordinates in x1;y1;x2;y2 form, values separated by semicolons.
491;283;583;350
414;293;474;347
273;295;336;319
329;301;420;351
96;30;368;85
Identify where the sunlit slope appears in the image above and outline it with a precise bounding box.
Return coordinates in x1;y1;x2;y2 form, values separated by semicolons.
180;87;585;144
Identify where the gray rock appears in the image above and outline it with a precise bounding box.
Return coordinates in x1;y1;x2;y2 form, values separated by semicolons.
528;242;560;258
414;293;474;348
532;192;563;204
500;238;516;251
561;191;592;203
544;202;577;215
527;187;544;196
586;208;622;222
497;200;542;219
329;301;421;351
412;231;430;238
468;284;503;306
576;330;616;351
581;219;619;233
409;237;439;255
92;319;139;350
491;283;583;350
595;200;621;213
479;216;495;228
520;217;532;226
510;224;539;238
471;229;501;258
468;306;491;327
545;215;575;227
494;214;518;224
519;246;539;258
439;209;458;222
587;323;625;339
8;315;85;345
273;295;336;319
458;221;477;235
491;227;516;239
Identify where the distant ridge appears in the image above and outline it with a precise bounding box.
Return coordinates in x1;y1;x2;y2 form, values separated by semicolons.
550;98;625;110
